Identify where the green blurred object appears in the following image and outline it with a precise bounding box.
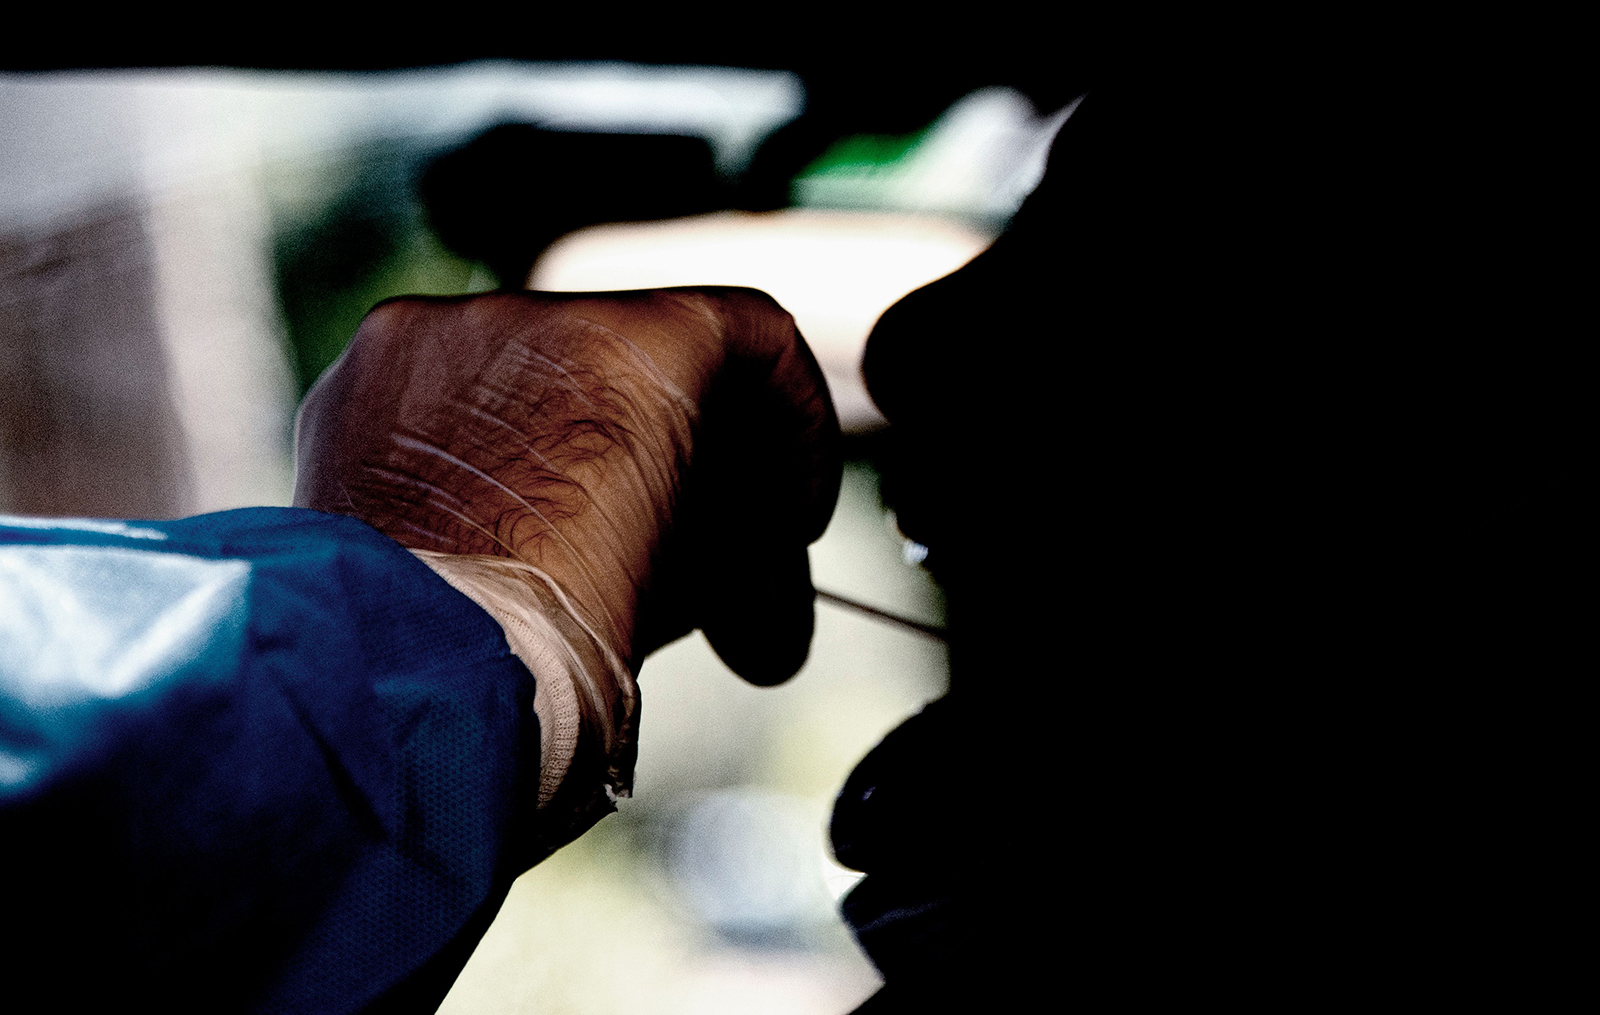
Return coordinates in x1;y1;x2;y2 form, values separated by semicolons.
800;129;932;176
270;142;489;398
789;128;932;209
790;87;1068;224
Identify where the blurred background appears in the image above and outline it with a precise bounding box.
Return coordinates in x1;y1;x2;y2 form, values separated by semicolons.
1;50;1080;1014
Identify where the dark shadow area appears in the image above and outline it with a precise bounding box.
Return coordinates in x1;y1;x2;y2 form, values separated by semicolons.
420;126;728;290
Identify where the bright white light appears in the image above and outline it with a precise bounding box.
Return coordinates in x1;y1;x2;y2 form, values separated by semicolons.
0;516;167;540
531;209;994;432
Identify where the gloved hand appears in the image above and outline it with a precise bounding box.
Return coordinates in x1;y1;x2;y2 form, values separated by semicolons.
294;287;840;845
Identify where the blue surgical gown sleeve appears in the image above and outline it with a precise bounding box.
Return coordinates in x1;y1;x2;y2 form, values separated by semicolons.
0;507;541;1014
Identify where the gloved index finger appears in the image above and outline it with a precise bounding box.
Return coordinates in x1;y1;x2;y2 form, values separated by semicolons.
565;287;841;685
689;285;843;545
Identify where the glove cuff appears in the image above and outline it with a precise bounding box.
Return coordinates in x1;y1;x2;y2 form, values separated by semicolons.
410;548;638;858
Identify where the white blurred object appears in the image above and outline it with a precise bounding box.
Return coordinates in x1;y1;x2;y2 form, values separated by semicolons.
0;65;803;515
0;64;803;232
530;210;995;431
667;789;838;938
